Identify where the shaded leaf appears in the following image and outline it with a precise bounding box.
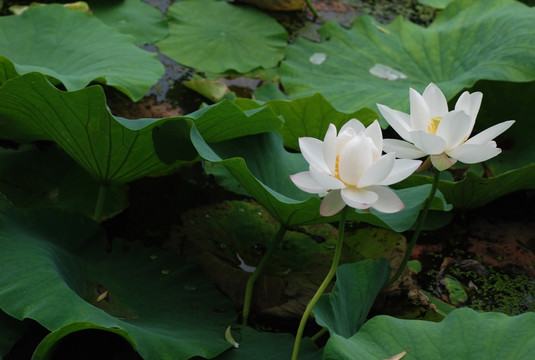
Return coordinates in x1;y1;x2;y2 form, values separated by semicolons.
323;308;535;359
398;168;535;210
0;208;237;360
314;259;391;338
214;326;321;360
0;144;127;218
157;0;287;74
0;311;25;359
0;4;163;100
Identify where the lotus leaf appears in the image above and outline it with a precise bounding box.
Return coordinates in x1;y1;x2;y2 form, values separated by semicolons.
0;4;164;100
157;0;287;74
0;208;237;360
324;308;535;359
281;0;535;113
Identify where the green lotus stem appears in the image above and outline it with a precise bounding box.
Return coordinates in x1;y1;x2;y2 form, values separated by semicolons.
389;169;440;285
242;224;287;325
291;206;348;360
304;0;320;19
310;327;328;342
93;184;108;223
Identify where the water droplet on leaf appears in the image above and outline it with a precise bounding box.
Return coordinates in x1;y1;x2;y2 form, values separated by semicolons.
369;63;407;81
309;52;326;65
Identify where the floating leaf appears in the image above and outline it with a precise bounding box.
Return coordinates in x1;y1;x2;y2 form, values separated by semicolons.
323;308;535;359
314;259;391;338
90;0;168;45
281;0;535;112
157;0;287;74
0;4;163;100
0;208;237;360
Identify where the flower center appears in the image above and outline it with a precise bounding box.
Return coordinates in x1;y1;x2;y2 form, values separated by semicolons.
428;116;442;134
334;155;341;180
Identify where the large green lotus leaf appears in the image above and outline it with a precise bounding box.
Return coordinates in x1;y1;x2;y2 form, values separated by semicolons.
280;0;535;112
234;94;378;150
152;100;283;164
34;322;322;360
0;72;193;184
0;56;17;85
89;0;168;45
156;0;287;74
191;128;451;230
314;259;390;339
0;4;163;100
0;144;127;218
0;208;237;360
323;308;535;359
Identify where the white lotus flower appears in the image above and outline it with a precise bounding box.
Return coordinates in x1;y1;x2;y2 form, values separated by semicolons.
377;83;514;171
290;120;421;216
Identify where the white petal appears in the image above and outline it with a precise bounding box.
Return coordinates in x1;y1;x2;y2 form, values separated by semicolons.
323;124;338;175
377;104;413;142
435;110;473;150
340;118;365;134
465;120;515;145
310;166;345;190
430;154;457;171
383;139;427;159
341;187;378;210
447;143;502;164
422;83;448;118
379;158;422;185
299;137;330;174
358;152;396;188
290;171;326;194
338;134;373;186
410;88;430;132
366;185;404;213
455;91;482;121
320;190;346;216
410;131;447;155
364;120;383;156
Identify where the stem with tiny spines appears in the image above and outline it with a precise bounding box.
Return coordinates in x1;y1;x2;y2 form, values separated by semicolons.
304;0;320;19
389;169;440;285
291;206;348;360
242;225;287;325
93;184;108;223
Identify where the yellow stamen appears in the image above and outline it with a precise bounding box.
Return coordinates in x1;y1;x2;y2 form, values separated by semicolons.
334;155;341;180
428;116;442;134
